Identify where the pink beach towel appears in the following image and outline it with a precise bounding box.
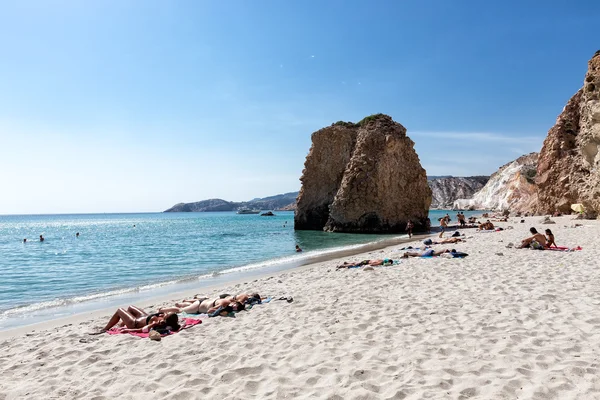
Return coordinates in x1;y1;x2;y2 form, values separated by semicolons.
546;246;582;252
107;318;202;338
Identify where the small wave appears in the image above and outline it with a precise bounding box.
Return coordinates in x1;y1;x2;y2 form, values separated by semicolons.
0;235;404;319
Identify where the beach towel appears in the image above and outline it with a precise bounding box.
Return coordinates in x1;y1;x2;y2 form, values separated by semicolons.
107;318;202;338
546;246;582;252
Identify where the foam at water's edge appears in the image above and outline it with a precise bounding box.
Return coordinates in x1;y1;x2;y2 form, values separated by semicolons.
0;235;406;323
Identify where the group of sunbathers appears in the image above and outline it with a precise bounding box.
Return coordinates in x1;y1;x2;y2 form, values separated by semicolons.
478;220;495;230
95;292;264;335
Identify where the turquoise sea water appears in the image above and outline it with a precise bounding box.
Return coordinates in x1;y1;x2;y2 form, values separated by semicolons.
0;210;481;329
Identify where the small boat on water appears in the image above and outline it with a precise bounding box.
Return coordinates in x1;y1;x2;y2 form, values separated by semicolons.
260;211;275;216
236;208;260;214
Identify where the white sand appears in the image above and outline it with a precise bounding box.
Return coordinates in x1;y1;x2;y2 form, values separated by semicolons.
2;216;600;399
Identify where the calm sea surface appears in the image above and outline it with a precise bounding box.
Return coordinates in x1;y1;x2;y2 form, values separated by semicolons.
0;210;481;329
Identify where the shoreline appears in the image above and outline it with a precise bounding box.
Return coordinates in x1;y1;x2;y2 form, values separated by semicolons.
0;230;439;337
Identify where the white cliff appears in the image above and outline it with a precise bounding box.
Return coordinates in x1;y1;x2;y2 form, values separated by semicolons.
453;153;538;212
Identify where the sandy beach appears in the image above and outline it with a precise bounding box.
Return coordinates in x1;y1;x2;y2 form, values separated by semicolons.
2;215;600;399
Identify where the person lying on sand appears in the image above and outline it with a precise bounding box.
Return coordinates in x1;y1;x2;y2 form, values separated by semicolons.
93;305;180;334
336;259;394;269
401;249;450;258
218;292;264;305
160;297;245;315
545;229;557;248
434;237;463;244
517;227;547;249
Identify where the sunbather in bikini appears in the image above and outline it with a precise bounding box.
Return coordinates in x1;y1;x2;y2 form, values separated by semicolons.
94;305;180;334
434;237;463;244
545;229;557;248
160;297;245;315
402;249;450;258
336;259;394;269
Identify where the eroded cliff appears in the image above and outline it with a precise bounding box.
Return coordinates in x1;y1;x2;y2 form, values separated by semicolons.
428;176;489;209
453;153;538;212
537;51;600;216
295;114;431;233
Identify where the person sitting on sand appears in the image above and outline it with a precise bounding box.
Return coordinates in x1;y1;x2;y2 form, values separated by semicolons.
336;259;394;269
401;249;451;258
95;305;180;334
545;229;557;248
160;296;245;315
518;227;547;249
478;220;495;230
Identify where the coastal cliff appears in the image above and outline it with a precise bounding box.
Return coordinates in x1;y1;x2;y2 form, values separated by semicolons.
537;51;600;217
428;176;489;209
295;114;431;233
453;153;538;212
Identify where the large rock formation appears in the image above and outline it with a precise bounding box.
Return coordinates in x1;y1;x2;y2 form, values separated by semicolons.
428;176;489;209
453;153;538;212
537;51;600;216
295;114;431;233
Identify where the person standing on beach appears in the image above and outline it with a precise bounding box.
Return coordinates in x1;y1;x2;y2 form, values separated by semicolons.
439;218;447;238
406;220;414;238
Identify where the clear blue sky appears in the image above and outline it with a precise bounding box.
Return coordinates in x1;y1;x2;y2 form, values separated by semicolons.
0;1;598;214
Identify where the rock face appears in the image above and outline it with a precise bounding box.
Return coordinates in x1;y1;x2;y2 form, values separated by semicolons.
537;51;600;216
428;176;489;209
453;153;538;212
295;114;431;233
164;192;298;212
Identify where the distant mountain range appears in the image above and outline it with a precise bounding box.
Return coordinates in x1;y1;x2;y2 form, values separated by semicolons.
164;175;490;212
164;192;299;212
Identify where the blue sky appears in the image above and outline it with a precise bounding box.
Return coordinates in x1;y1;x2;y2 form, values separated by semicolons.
0;1;598;214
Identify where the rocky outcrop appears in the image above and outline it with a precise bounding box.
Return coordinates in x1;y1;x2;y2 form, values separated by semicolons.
453;153;538;212
428;176;489;209
295;114;431;233
536;51;600;217
164;192;298;212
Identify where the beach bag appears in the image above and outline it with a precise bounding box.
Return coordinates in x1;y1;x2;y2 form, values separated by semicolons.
423;238;433;245
452;231;461;237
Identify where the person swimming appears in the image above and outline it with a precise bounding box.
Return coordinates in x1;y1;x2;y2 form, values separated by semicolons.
76;232;80;238
295;245;302;252
39;235;44;242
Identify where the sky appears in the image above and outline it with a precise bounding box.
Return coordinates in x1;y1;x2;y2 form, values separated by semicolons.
0;1;598;214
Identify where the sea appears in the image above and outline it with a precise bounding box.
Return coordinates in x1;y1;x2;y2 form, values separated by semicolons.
0;210;482;330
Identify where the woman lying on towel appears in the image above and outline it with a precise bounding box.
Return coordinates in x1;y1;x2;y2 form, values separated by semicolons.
434;237;463;244
402;249;449;258
96;305;180;334
336;259;394;269
160;296;245;316
218;292;263;305
402;248;469;258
